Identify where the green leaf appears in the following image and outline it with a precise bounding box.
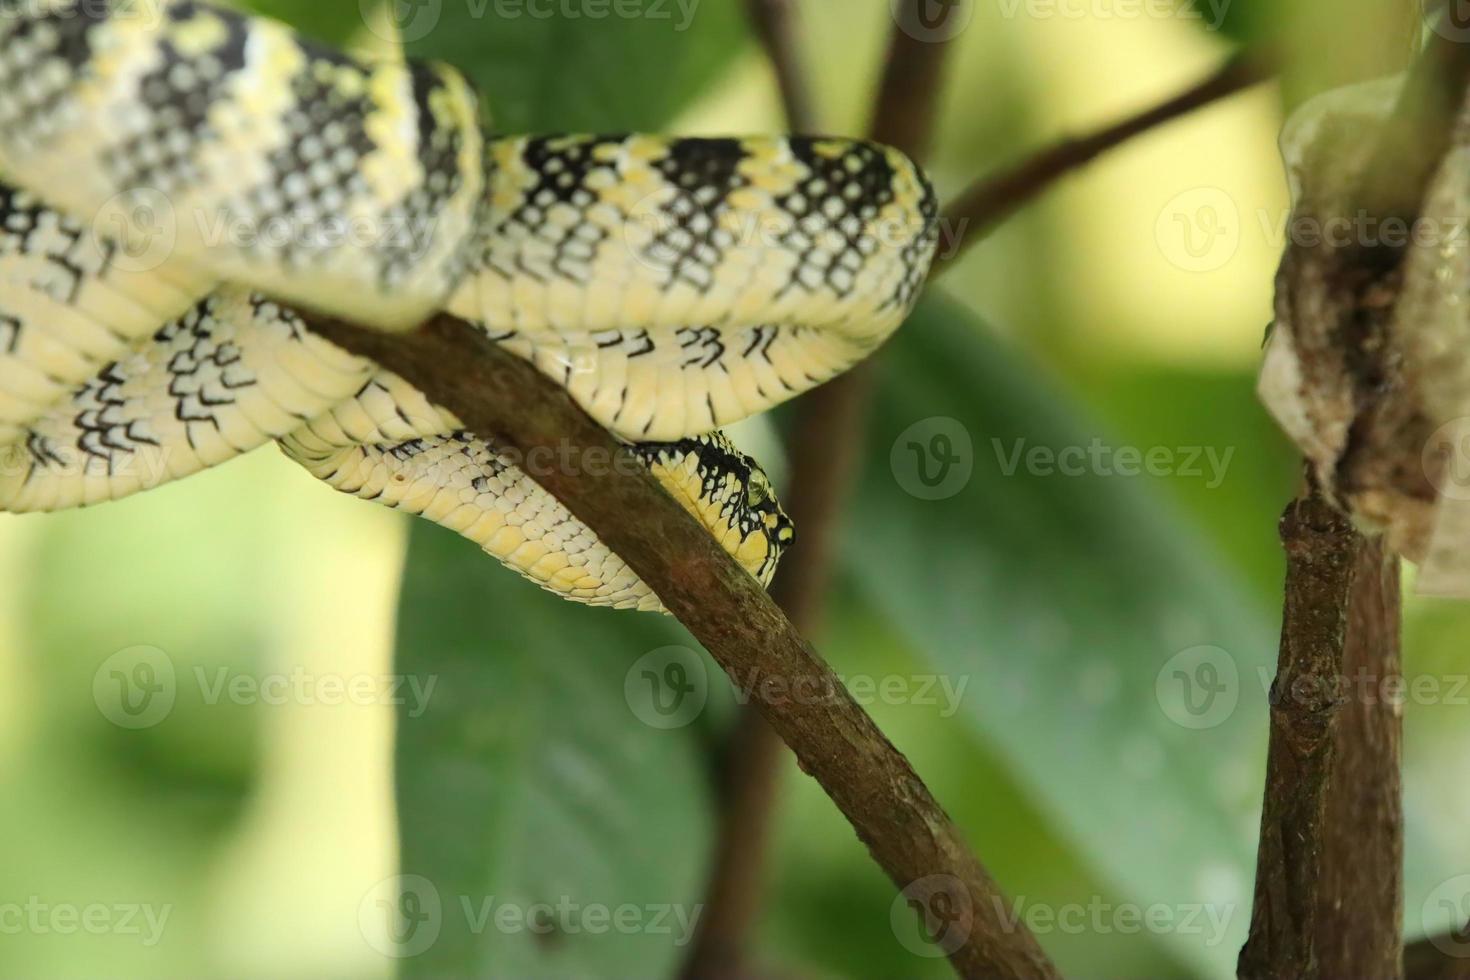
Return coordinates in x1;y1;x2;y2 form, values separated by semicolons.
234;0;372;46
402;0;749;132
391;524;715;977
843;293;1276;977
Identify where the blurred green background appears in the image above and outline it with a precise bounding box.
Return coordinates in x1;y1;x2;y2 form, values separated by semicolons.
1;1;1465;978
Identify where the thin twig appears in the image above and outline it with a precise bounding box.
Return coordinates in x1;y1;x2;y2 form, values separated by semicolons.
933;51;1275;276
306;311;1060;980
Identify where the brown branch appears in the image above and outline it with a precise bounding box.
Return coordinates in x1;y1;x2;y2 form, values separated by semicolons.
307;311;1059;980
1237;486;1401;979
933;51;1275;276
743;0;818;133
1316;531;1402;977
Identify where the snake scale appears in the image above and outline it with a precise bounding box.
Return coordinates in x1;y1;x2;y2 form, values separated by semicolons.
0;0;938;612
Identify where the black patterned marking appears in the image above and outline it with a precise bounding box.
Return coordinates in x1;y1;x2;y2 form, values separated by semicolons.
377;63;469;288
775;139;898;301
504;136;622;286
103;6;249;192
677;326;725;369
0;314;20;354
646;139;748;294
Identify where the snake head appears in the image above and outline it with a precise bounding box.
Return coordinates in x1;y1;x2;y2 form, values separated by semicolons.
633;434;795;589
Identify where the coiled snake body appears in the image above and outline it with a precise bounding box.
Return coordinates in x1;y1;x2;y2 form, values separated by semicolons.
0;0;938;612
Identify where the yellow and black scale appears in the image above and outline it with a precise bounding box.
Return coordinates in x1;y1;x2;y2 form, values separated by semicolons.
0;0;938;612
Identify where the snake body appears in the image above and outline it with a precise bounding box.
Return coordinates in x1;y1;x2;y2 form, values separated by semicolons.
0;0;937;611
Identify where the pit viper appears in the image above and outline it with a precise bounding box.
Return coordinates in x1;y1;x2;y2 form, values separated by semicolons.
0;0;939;612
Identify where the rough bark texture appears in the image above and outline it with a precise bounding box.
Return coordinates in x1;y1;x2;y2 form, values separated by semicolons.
1316;534;1402;978
1238;490;1362;980
308;312;1059;980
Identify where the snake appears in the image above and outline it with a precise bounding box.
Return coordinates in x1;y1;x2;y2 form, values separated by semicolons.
0;0;939;612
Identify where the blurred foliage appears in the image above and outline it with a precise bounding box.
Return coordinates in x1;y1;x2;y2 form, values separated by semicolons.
392;526;712;977
843;295;1276;976
3;2;1470;980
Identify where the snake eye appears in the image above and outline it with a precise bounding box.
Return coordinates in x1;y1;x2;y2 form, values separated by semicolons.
745;480;768;508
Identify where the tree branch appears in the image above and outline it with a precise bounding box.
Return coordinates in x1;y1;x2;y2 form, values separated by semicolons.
307;311;1059;980
743;0;818;133
1237;485;1401;978
933;51;1275;275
